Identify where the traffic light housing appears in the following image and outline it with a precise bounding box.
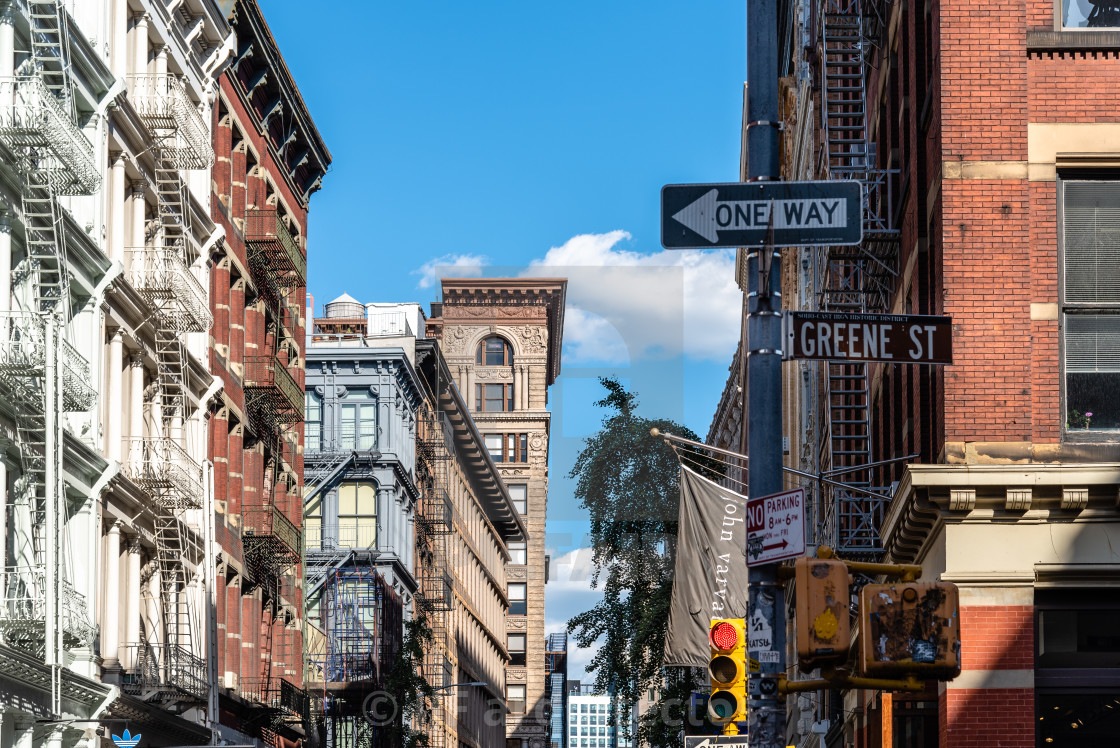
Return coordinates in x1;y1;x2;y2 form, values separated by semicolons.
707;619;747;725
794;557;851;672
858;581;961;680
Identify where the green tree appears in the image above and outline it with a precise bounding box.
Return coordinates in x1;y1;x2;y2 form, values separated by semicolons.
566;377;722;746
382;612;436;748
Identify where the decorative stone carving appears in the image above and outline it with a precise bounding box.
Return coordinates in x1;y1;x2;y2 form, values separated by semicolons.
508;668;526;681
475;368;513;380
443;324;470;353
529;431;546;452
508;618;528;630
518;325;546;353
948;488;976;512
508;567;527;580
1005;488;1032;511
1061;487;1089;511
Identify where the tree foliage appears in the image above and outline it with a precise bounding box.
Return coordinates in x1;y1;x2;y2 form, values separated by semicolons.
566;378;722;745
383;612;436;748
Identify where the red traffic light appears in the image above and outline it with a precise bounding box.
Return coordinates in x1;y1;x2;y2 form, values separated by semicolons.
710;621;739;652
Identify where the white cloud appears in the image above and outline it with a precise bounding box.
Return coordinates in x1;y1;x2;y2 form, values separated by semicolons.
412;253;490;289
546;547;604;681
525;232;741;363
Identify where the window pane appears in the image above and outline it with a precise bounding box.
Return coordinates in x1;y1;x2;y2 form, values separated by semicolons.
306;422;321;452
1065;182;1120;304
520;434;529;462
338;483;357;516
356;483;377;516
484;383;506;411
509;484;527;514
306;391;321;419
1065;314;1120;430
340;404;356;448
485;434;503;461
1062;0;1120;28
508;541;526;565
359;404;377;449
508;582;527;615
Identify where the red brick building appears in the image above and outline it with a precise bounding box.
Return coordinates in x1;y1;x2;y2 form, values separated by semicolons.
207;0;330;742
771;1;1120;746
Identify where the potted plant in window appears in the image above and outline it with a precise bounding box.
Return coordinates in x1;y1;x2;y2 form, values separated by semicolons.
1067;410;1093;430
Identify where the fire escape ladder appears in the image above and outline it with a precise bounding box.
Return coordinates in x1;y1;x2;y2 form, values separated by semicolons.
28;0;73;118
817;0;899;559
22;169;69;317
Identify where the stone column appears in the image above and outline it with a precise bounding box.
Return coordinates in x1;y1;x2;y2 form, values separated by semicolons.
376;486;389;551
513;366;522;411
108;153;127;263
110;0;128;78
465;366;474;411
102;522;122;666
107;330;123;462
0;212;11;314
0;4;14;109
154;44;167;77
123;536;142;668
522;365;531;409
128;353;145;442
128;182;146;265
130;13;149;77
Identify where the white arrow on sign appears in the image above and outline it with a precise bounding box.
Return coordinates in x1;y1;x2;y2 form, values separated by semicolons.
671;189;849;243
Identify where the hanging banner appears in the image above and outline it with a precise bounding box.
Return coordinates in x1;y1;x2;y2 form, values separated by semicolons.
663;467;750;667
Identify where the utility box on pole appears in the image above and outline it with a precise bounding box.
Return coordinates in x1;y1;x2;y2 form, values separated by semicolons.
858;582;961;680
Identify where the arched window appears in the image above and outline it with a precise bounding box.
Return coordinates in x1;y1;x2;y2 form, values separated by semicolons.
476;335;513;366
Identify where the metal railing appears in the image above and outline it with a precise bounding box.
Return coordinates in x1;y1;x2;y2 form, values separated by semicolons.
0;75;100;194
243;503;303;561
244;355;304;421
304;522;377;552
245;210;306;287
120;641;209;702
0;566;96;648
0;312;95;411
125;74;213;169
125;248;213;333
122;437;205;510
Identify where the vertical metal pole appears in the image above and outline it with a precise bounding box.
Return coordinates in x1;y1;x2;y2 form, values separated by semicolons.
745;0;785;746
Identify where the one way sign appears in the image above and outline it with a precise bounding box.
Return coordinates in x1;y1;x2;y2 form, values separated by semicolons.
661;181;862;249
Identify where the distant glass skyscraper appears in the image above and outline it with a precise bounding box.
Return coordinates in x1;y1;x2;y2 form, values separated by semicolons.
565;682;637;748
546;633;569;748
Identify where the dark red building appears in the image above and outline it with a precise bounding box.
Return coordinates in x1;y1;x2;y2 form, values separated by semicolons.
208;1;330;742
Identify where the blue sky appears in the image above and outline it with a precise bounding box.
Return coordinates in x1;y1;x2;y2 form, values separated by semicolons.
265;1;747;680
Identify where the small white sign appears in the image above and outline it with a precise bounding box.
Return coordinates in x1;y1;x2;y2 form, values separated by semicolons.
746;488;806;566
749;609;773;652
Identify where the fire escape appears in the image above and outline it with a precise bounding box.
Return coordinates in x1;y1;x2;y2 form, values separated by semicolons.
415;405;453;748
815;0;898;558
241;207;308;737
120;64;213;705
0;0;100;714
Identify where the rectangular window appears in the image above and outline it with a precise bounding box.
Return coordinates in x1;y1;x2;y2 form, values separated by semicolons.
581;704;588;713
305;391;321;451
1061;0;1120;28
507;684;526;714
508;633;526;666
337;482;377;549
305;492;323;552
340;396;377;449
508;483;527;513
1061;180;1120;432
508;541;527;565
486;433;529;462
476;383;514;412
508;582;527;615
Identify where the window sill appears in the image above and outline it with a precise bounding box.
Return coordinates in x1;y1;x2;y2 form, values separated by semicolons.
1027;27;1120;51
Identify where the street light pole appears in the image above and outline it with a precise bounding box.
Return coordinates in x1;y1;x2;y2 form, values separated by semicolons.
744;0;786;746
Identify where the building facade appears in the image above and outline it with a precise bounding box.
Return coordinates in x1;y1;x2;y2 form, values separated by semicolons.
426;277;567;748
767;1;1120;746
303;297;424;747
565;685;637;748
206;0;328;742
546;633;569;748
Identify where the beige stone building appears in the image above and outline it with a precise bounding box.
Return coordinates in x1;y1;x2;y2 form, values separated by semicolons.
427;278;567;748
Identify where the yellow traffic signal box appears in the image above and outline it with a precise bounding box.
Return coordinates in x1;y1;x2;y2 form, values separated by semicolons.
708;619;747;725
858;581;961;680
794;557;851;673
